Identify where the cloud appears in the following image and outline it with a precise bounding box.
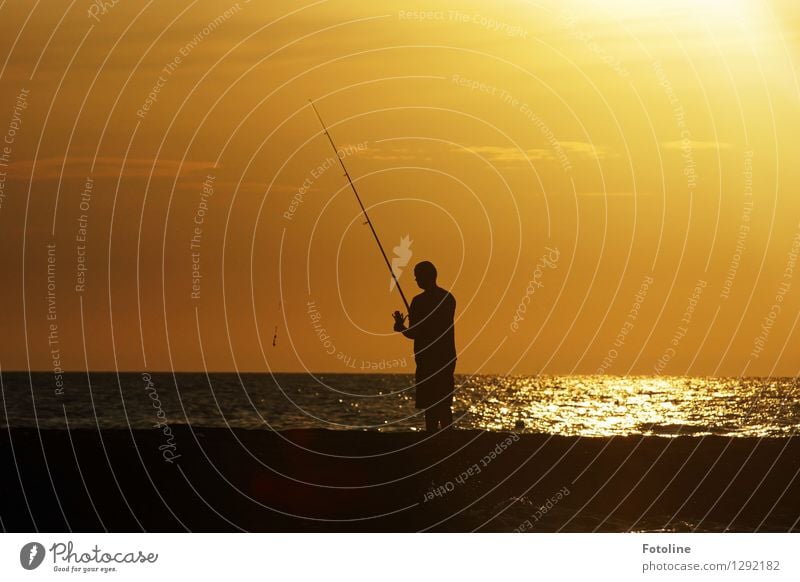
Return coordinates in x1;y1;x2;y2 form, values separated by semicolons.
455;140;609;163
360;144;419;162
661;140;733;150
362;153;418;161
577;190;654;197
558;141;609;159
455;145;555;162
4;156;217;181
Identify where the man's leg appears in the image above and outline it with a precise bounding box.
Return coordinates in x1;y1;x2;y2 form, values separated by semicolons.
425;407;439;431
439;403;453;429
439;366;456;430
427;401;452;431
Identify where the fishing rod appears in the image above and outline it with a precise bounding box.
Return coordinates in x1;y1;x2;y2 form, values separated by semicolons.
309;100;411;313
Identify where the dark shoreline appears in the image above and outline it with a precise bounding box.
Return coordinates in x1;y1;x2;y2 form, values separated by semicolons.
1;427;798;532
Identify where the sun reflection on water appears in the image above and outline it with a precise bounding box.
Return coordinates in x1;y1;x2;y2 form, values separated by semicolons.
456;376;800;437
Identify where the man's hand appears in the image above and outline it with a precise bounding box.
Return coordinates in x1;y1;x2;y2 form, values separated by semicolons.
392;310;407;332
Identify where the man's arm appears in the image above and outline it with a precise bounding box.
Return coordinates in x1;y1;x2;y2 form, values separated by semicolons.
393;301;417;339
393;315;416;339
400;322;416;339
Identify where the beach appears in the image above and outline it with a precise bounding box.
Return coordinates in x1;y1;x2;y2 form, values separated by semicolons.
1;427;798;532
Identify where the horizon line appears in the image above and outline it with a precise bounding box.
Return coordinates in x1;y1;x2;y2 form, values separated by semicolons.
3;370;798;380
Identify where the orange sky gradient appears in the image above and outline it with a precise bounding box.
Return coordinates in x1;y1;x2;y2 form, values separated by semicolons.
1;0;800;375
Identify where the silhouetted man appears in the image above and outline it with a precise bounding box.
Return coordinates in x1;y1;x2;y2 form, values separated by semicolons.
393;261;456;431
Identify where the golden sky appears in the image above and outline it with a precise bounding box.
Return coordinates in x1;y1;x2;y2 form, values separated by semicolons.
1;0;799;375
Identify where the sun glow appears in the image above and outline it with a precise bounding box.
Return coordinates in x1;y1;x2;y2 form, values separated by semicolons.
575;0;756;19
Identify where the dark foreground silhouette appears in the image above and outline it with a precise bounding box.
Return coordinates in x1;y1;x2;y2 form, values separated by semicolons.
2;426;799;532
393;261;457;432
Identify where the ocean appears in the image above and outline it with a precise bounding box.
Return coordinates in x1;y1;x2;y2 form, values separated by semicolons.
2;372;798;437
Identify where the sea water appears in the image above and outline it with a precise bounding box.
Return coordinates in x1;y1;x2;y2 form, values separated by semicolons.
2;372;798;437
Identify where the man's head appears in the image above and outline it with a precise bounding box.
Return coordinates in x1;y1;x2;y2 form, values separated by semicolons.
414;261;437;290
